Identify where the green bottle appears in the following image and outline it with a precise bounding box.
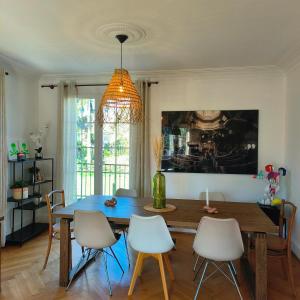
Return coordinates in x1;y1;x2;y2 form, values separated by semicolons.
152;171;166;209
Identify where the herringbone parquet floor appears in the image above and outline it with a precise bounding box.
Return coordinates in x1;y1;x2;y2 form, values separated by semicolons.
1;232;299;299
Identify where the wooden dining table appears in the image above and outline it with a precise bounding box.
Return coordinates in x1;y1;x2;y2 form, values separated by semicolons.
52;195;278;300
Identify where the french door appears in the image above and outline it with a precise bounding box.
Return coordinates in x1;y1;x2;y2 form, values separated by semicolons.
75;96;130;198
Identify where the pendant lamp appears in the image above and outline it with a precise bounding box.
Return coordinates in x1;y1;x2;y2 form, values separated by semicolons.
97;34;142;125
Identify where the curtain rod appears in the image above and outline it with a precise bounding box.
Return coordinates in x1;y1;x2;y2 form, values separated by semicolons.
41;81;159;89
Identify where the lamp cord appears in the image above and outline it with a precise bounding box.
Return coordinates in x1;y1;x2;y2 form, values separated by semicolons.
120;42;123;86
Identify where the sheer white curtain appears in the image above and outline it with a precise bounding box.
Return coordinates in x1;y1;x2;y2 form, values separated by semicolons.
0;68;7;246
56;81;78;205
129;80;151;197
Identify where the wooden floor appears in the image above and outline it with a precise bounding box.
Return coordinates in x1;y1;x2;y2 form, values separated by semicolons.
1;232;300;299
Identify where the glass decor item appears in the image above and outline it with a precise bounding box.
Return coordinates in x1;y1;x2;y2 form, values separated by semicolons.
152;170;166;209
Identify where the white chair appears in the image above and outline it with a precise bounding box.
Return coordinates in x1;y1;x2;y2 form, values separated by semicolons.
193;192;227;272
110;188;138;265
193;216;244;300
68;210;124;295
127;215;175;300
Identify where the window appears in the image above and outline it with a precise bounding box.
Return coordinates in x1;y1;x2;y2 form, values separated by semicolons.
76;98;95;199
102;122;130;195
76;98;130;198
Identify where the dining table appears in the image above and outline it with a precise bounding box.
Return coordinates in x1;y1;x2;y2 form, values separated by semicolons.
52;195;278;300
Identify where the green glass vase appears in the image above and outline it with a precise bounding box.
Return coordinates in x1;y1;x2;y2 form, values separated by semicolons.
152;171;166;209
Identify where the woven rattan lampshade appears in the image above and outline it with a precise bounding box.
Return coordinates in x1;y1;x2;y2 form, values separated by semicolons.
97;68;142;124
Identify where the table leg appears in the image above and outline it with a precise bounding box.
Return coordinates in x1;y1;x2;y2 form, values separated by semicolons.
59;218;71;287
255;233;267;300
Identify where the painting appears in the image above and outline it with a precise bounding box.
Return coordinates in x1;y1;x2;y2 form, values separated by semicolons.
161;110;258;174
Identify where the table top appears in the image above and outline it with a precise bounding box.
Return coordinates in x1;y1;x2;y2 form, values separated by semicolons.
52;195;278;234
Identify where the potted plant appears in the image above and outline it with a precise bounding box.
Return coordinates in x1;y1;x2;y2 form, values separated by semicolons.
10;181;29;200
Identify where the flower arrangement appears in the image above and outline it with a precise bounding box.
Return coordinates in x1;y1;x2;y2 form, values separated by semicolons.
152;136;164;171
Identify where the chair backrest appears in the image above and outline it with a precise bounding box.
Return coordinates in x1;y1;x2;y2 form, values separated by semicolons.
279;200;297;251
115;188;137;198
74;210;116;249
128;214;174;254
193;216;244;261
45;190;65;228
199;191;226;201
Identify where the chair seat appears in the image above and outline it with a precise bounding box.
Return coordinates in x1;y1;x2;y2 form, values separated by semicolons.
267;234;287;252
53;222;74;233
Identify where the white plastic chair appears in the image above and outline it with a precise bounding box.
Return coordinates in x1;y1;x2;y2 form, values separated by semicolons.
127;215;175;300
68;210;124;295
194;192;227;271
193;216;244;300
110;188;138;265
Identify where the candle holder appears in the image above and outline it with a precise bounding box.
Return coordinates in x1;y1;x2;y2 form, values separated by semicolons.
203;205;218;214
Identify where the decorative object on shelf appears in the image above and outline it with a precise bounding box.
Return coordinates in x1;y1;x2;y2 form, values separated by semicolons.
161;110;259;174
10;181;29;200
29;125;49;159
253;164;287;205
152;137;166;209
29;166;43;183
9;142;29;161
104;197;118;207
97;34;142;125
34;196;43;206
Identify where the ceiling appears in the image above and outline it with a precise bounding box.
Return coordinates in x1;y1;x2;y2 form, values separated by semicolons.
1;0;300;74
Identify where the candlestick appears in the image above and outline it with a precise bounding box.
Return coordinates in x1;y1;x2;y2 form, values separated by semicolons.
206;188;209;207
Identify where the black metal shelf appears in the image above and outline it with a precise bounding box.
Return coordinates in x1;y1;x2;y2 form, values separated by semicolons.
15;201;47;211
8;157;54;163
6;223;48;245
7;193;42;203
7;157;54;245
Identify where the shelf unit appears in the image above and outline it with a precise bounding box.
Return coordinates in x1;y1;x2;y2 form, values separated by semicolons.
6;157;54;245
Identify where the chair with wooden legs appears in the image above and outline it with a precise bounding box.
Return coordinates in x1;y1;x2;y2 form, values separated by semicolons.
42;190;82;270
267;200;297;297
127;215;175;300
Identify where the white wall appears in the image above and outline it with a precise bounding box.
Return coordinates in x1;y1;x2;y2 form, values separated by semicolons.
150;68;286;201
1;57;40;235
286;63;300;257
39;67;286;203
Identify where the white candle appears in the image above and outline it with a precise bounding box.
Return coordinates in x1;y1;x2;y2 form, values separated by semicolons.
206;188;209;207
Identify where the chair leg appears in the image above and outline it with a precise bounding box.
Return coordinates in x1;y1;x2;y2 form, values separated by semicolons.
194;260;209;300
42;234;53;270
163;254;175;280
193;255;200;271
122;229;130;266
128;252;144;296
227;263;243;300
193;258;205;281
103;252;112;296
109;246;124;274
287;253;297;296
158;254;169;300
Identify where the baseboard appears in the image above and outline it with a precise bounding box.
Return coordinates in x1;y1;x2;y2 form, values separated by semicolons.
292;240;300;259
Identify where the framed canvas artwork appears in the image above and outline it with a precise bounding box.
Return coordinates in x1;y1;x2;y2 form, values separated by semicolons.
161;110;258;174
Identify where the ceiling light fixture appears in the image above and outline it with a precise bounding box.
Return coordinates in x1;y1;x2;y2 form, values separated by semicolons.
97;34;142;125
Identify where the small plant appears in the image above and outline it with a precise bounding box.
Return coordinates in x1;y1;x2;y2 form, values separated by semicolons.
10;181;28;189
